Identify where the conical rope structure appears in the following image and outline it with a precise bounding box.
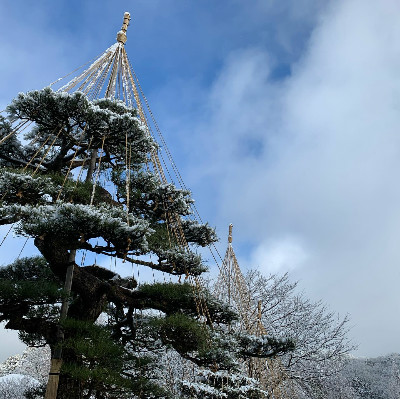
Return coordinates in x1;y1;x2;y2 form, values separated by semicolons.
50;15;212;314
0;13;223;398
215;225;292;398
59;14;214;396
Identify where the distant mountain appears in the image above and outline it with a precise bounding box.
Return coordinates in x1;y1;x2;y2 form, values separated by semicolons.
341;353;400;399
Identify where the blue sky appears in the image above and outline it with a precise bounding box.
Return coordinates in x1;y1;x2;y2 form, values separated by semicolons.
2;0;400;361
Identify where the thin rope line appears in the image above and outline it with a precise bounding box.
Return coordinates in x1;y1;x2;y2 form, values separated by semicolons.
32;127;63;175
126;54;225;268
16;237;29;260
0;120;30;146
74;136;93;187
0;124;58;202
83;52;115;98
0;224;14;248
49;50;107;88
56;125;88;201
22;135;52;172
105;45;121;98
90;136;106;205
57;45;117;93
89;52;116;100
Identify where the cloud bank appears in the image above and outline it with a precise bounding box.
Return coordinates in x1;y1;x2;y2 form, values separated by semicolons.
184;0;400;356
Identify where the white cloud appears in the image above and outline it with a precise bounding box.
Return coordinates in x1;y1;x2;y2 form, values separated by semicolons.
189;0;400;356
249;237;308;274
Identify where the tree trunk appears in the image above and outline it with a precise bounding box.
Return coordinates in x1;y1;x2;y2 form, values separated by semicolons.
86;149;97;183
56;349;84;399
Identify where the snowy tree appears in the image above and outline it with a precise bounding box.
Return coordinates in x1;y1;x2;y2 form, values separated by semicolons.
0;346;50;399
343;354;400;399
0;374;40;399
0;89;292;399
244;270;355;397
153;331;294;399
0;346;50;383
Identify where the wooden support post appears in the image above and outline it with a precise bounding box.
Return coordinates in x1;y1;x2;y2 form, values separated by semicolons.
44;359;63;399
44;249;76;399
116;12;131;44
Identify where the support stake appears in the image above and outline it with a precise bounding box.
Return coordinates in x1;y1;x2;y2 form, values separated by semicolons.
44;249;76;399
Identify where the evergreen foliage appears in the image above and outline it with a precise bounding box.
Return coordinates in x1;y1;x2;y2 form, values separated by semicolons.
0;89;292;398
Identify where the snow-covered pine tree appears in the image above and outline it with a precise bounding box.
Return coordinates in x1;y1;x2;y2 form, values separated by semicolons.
0;88;293;399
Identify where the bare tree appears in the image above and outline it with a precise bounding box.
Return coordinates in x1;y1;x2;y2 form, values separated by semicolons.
245;270;356;395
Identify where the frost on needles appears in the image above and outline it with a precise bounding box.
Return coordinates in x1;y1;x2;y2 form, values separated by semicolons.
0;89;293;399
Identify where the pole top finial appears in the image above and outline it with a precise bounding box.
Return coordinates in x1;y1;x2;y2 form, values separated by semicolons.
116;12;131;44
228;223;233;243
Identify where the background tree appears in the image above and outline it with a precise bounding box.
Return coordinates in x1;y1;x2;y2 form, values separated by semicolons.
343;354;400;399
0;346;49;399
0;89;292;399
243;269;355;397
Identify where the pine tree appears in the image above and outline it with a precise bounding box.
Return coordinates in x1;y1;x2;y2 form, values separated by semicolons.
0;88;293;398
